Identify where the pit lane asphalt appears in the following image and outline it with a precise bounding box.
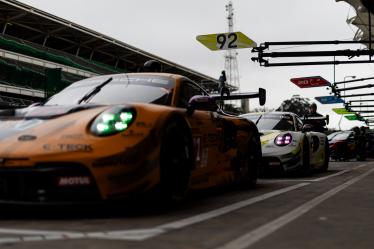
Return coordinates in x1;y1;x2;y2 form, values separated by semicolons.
0;160;372;249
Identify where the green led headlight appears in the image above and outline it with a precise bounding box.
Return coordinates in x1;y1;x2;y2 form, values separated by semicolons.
91;106;136;136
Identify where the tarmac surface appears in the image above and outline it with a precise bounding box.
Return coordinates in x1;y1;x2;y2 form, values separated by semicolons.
0;160;371;249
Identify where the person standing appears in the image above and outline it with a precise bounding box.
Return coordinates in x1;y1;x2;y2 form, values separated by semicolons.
305;103;326;133
357;126;368;161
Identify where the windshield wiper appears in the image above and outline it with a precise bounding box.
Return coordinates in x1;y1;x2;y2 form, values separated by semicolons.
78;77;113;104
255;114;262;125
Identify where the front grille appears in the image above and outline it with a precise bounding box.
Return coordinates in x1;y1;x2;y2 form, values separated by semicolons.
0;163;101;203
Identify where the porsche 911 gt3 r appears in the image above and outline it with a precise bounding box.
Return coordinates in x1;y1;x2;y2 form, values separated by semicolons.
0;72;264;204
241;112;329;175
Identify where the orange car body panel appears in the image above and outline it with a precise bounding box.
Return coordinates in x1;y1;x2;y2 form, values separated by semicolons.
0;73;258;202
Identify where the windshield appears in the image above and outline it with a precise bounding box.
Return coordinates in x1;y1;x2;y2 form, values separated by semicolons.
45;74;174;106
243;113;295;131
327;132;341;141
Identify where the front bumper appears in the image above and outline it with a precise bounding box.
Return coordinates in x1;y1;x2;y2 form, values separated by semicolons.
262;146;302;172
0;163;101;204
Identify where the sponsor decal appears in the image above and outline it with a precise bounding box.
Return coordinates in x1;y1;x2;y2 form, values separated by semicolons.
60;134;84;139
121;130;144;137
43;144;93;152
116;76;170;85
135;122;153;128
18;135;37;141
93;148;147;168
57;176;91;186
201;148;209;168
290;76;330;88
193;136;202;162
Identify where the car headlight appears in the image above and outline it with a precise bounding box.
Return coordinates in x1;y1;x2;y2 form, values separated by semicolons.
275;133;292;146
91;106;136;136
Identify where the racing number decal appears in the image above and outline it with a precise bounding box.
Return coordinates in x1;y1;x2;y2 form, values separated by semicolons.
217;33;238;49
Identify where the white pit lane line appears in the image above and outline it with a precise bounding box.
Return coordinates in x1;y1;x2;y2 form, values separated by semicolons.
259;163;367;183
216;165;374;249
0;163;368;244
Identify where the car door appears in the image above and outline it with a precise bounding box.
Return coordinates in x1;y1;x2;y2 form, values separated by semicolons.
296;115;324;166
175;79;223;188
346;132;356;157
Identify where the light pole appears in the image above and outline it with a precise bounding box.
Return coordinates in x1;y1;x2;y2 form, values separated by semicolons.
343;75;356;101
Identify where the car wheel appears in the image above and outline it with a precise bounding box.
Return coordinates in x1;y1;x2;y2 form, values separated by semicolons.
319;138;329;172
299;138;311;176
159;120;192;204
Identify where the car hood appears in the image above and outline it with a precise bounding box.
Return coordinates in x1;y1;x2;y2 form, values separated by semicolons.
259;130;301;157
0;102;173;165
4;104;102;119
0;104;107;142
259;130;282;145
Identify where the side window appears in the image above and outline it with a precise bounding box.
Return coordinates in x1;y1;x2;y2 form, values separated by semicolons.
177;81;205;108
275;115;295;131
296;117;303;131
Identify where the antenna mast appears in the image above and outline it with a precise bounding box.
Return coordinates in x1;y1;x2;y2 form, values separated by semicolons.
225;1;240;91
225;1;249;112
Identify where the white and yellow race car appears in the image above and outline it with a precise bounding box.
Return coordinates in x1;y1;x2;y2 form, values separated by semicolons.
241;112;329;175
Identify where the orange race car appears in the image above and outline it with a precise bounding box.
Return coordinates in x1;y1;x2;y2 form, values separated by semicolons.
0;72;265;204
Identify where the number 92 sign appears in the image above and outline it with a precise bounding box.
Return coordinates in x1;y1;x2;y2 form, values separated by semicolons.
196;32;256;51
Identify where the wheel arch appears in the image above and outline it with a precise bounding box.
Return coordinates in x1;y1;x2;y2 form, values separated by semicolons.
161;112;195;170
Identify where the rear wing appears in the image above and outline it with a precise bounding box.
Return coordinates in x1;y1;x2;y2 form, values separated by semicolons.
211;88;266;106
302;115;329;125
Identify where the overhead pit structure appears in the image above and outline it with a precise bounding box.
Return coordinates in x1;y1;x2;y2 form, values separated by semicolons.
251;0;374;67
339;0;374;43
249;0;374;125
336;0;374;125
0;0;221;107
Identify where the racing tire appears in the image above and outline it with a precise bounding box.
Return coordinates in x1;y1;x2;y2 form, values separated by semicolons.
299;138;311;176
159;120;192;205
319;138;329;172
241;132;262;188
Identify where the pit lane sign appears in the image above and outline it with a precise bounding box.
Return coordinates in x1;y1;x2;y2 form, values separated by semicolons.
290;76;330;88
315;96;345;104
196;32;256;51
332;108;354;115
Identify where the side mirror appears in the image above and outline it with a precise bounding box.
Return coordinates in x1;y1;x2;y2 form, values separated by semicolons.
259;88;266;106
187;95;217;115
302;124;314;133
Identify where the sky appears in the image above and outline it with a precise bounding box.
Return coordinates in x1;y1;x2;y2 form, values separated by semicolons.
16;0;374;130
